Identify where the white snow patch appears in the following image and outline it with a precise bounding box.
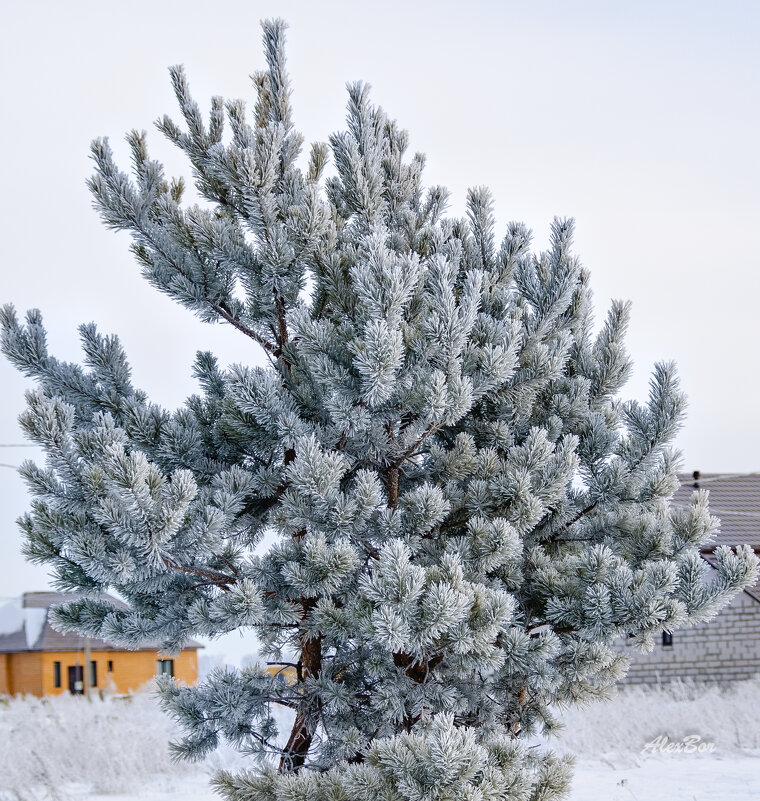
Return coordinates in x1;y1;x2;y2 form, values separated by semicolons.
2;679;760;801
549;677;760;757
569;752;760;801
0;597;49;647
0;691;242;801
548;678;760;800
24;607;47;648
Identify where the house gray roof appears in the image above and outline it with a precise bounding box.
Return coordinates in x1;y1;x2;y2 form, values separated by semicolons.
0;592;201;653
674;472;760;603
673;472;760;551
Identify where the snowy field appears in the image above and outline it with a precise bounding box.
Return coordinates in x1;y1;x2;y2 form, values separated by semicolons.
552;679;760;799
1;680;758;801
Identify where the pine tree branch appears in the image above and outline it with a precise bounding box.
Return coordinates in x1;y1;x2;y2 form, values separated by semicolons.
210;301;279;354
162;558;237;588
275;296;289;349
540;433;664;547
279;643;321;771
157;117;298;369
383;421;443;511
278;519;323;772
387;466;399;510
391;422;442;469
542;502;598;544
524;621;578;635
131;220;280;355
246;177;293;372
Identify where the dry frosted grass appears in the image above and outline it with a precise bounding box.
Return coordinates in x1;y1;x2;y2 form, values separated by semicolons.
1;679;758;800
0;691;225;800
551;678;760;759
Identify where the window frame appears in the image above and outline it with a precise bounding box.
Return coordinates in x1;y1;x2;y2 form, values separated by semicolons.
156;658;174;677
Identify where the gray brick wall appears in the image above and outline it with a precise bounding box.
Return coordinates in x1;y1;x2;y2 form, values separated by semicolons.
615;590;760;683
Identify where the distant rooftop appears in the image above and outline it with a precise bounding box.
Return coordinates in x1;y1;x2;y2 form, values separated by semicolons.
0;592;201;654
674;472;760;552
20;591;128;610
674;472;760;603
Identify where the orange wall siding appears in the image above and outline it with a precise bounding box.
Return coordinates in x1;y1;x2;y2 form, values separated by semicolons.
99;649;198;693
7;652;44;696
40;651;66;695
2;649;198;697
264;664;297;684
0;653;9;695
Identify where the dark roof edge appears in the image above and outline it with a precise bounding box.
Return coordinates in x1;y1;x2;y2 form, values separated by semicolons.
0;644;202;655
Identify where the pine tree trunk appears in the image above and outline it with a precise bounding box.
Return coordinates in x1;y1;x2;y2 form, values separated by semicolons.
279;601;322;771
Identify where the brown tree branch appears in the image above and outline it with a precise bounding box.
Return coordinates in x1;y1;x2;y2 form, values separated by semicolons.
211;301;279;354
162;558;237;589
539;502;598;546
279;594;322;772
391;422;442;470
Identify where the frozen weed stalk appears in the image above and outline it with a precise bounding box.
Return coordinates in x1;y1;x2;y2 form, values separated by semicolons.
2;18;757;801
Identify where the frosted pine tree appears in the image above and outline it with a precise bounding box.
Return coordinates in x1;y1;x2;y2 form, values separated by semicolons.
2;20;756;801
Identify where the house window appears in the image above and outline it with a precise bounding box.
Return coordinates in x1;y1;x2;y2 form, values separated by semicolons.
89;660;98;687
69;665;84;694
662;631;673;647
107;660;113;673
156;659;174;677
53;661;61;688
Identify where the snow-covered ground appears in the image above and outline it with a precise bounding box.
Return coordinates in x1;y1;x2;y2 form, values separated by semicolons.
1;679;758;801
0;691;225;800
570;754;760;801
556;679;760;800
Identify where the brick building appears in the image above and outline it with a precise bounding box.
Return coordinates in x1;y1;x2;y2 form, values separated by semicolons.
0;591;200;696
619;472;760;684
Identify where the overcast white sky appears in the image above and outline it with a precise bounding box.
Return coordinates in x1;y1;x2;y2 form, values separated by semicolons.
1;1;758;662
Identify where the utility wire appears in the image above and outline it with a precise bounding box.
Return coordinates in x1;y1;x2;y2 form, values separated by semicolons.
681;472;759;484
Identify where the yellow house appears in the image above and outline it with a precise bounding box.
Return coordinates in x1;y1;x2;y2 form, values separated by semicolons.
0;592;200;696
